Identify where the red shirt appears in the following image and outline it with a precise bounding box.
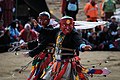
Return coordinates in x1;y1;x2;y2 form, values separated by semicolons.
19;29;37;42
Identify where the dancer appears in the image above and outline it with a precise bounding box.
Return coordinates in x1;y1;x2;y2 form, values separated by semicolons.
42;16;92;80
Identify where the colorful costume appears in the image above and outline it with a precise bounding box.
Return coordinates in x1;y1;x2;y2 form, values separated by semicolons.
27;26;59;80
41;16;93;80
26;11;59;80
26;16;110;80
42;30;89;80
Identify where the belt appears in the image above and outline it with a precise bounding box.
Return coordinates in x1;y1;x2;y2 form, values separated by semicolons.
57;53;74;55
56;56;80;62
59;47;75;52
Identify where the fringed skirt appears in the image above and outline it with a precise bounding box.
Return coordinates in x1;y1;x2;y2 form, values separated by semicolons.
42;56;89;80
27;52;53;80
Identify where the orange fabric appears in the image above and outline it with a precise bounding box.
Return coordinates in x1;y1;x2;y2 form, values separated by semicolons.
40;54;51;72
27;66;37;80
52;62;58;74
78;73;86;80
56;62;61;73
84;3;98;21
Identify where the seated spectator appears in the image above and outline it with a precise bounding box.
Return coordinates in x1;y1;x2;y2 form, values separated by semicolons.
19;23;37;42
31;19;42;33
109;17;118;39
88;32;100;50
113;27;120;50
98;26;112;50
0;28;11;52
15;19;24;32
0;20;5;37
8;21;20;42
81;29;88;40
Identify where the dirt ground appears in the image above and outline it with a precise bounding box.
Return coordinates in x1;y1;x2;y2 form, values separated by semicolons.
0;1;120;80
0;51;120;80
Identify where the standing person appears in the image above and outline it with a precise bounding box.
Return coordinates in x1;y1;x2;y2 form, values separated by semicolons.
42;16;92;80
2;0;15;27
102;0;116;21
84;0;98;22
61;0;79;20
100;0;105;20
22;11;59;80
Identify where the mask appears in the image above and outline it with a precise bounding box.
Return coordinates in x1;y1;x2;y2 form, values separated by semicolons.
60;19;74;35
39;16;50;27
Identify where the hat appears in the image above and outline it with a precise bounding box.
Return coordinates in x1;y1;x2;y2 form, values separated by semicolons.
117;27;120;30
39;11;50;19
60;16;73;21
111;17;116;20
24;23;31;29
60;16;74;25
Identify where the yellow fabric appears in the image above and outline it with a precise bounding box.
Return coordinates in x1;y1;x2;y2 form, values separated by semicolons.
75;75;79;80
40;71;45;78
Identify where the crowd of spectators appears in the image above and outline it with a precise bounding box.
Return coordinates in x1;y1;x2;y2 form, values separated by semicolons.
81;17;120;51
0;16;119;53
0;0;120;52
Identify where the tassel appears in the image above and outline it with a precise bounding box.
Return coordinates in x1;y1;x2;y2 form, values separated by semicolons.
78;73;86;80
52;62;58;75
27;66;36;80
75;74;79;80
54;62;68;80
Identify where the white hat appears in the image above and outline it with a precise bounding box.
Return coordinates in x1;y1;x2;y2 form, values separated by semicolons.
24;23;31;29
117;27;120;30
39;11;50;19
60;16;73;20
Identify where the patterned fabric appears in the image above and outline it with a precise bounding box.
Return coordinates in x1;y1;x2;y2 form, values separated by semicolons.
27;52;53;80
42;31;89;80
42;56;89;80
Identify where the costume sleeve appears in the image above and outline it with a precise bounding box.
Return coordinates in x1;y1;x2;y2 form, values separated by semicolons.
72;31;86;52
27;40;38;50
28;31;50;57
79;43;86;52
28;44;46;57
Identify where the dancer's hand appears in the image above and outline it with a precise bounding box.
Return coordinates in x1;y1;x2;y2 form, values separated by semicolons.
23;52;29;57
82;45;92;51
20;43;28;49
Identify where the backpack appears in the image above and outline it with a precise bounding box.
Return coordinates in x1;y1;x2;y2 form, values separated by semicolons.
104;0;116;12
66;0;78;11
